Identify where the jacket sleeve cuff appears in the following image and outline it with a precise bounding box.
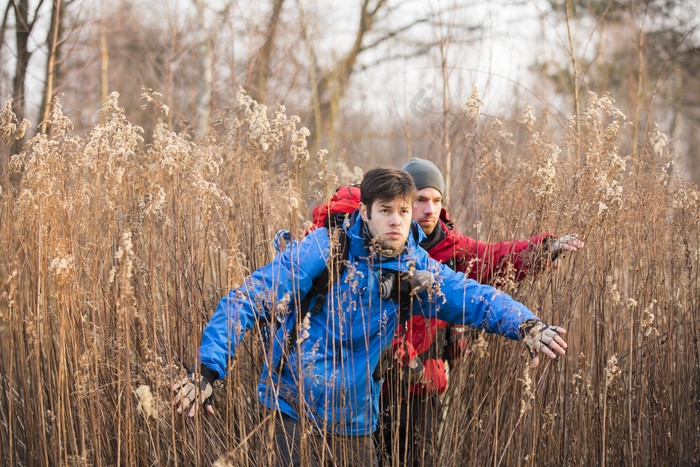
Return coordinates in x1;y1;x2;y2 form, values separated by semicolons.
200;364;220;385
519;318;541;340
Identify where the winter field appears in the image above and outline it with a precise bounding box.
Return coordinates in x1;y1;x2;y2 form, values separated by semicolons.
0;87;698;465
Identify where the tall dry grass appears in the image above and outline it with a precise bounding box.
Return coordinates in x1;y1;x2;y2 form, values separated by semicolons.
0;88;698;466
441;92;700;466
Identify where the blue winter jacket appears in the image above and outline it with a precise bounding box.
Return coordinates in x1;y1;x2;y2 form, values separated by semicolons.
199;213;537;436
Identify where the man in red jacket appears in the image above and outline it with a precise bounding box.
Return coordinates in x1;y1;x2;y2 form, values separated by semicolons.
376;158;584;466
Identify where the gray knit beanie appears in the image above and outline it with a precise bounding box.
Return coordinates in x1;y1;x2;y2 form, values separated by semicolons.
401;158;445;197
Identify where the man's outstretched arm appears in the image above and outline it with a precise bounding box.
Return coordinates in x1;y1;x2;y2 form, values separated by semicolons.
418;259;568;365
172;229;331;416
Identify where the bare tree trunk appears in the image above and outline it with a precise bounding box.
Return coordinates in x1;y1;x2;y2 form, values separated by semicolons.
247;0;285;103
0;3;13;88
404;94;413;162
12;0;31;149
40;0;62;134
12;0;30;118
195;0;213;132
99;0;108;123
565;0;582;157
222;1;238;94
308;0;387;163
632;27;645;156
440;35;452;199
10;0;45;153
297;0;322;150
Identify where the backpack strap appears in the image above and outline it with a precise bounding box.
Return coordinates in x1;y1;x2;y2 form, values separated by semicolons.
275;227;350;375
301;228;349;315
370;273;419;382
325;212;352;230
370;265;434;382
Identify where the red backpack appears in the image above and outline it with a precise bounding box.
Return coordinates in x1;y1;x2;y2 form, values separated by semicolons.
309;185;361;231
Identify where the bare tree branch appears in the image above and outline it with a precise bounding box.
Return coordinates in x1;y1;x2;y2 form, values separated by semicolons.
0;1;12;46
247;0;286;102
359;17;429;53
40;0;62;133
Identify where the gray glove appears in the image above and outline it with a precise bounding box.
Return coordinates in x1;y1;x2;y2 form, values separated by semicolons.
378;269;435;300
172;372;213;414
403;269;435;295
520;319;567;360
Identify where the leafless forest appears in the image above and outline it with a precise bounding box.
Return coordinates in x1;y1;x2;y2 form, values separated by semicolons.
1;0;699;465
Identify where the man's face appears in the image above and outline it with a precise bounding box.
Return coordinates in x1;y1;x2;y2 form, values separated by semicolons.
412;187;442;235
359;197;413;254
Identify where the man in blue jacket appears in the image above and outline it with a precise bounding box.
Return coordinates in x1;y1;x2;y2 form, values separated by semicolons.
172;167;567;466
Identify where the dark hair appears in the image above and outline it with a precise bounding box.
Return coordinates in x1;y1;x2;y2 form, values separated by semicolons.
360;167;416;218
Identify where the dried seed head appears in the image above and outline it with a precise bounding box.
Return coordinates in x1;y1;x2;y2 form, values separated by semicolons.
521;103;536;130
135;385;158;419
641;299;658;337
604;355;621;387
463;86;484;118
472;332;490;359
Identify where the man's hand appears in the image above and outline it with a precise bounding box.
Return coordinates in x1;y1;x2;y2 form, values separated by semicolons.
549;234;585;267
520;320;567;367
402;269;435;295
172;373;214;417
401;354;425;384
373;336;424;383
416;358;447;394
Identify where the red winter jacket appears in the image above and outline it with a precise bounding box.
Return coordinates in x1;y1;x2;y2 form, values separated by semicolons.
394;209;553;395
